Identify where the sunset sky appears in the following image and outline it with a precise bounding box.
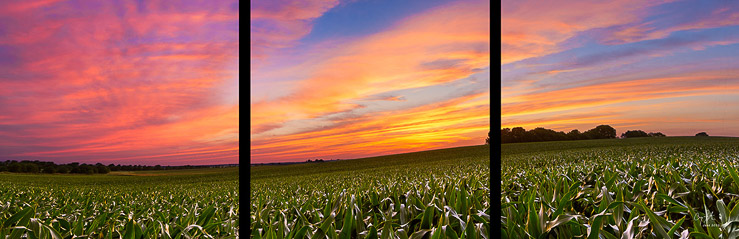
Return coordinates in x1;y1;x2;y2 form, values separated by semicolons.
251;0;490;163
0;0;239;165
502;0;739;136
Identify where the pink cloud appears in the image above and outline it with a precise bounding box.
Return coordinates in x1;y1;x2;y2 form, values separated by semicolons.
250;0;340;60
0;0;239;165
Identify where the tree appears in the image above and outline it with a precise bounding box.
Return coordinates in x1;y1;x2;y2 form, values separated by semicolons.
510;127;526;143
621;130;649;138
501;128;511;143
696;132;709;137
108;164;119;171
648;132;666;137
78;165;95;174
527;127;567;142
42;166;56;174
8;163;21;172
485;131;491;144
95;163;110;174
585;125;617;139
57;166;71;174
502;125;615;143
21;162;39;173
567;129;583;140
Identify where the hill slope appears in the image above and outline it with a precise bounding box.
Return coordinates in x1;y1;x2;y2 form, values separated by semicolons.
251;144;490;180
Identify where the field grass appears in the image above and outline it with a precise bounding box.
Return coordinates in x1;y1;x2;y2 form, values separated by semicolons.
108;167;237;176
502;136;739;238
0;166;239;238
250;145;490;239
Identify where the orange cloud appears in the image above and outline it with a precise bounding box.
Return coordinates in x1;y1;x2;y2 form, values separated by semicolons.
252;91;489;162
251;0;490;137
503;70;739;117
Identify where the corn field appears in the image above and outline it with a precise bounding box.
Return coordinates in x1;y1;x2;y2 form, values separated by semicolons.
251;145;490;239
502;137;739;239
0;167;239;238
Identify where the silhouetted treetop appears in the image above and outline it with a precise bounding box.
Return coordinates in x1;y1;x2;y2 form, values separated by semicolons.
584;125;617;139
501;125;616;144
621;130;649;138
485;130;491;145
501;125;672;143
0;160;225;174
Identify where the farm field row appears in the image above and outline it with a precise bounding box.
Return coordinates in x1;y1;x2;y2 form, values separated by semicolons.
251;145;491;239
0;167;239;238
502;137;739;238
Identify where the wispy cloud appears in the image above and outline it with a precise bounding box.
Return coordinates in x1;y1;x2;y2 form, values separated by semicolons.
251;0;490;163
0;0;239;165
502;0;739;136
250;0;340;60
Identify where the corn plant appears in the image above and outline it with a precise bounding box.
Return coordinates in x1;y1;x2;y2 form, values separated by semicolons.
0;167;239;238
251;145;491;238
502;137;739;239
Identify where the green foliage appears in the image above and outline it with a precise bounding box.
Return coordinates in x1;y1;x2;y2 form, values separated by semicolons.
251;145;490;238
0;167;239;237
502;136;739;238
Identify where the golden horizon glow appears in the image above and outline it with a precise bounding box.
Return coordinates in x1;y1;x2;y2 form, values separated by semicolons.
251;0;490;163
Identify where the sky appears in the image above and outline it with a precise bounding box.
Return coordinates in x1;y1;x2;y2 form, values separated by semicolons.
250;0;490;163
502;0;739;136
0;0;239;166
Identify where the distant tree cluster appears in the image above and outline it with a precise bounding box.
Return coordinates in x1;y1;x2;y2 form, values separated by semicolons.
485;131;491;145
501;125;617;144
0;161;109;174
696;132;709;136
620;130;666;138
99;164;211;171
0;160;217;174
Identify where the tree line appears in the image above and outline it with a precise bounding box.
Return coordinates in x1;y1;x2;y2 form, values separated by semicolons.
501;125;675;144
501;125;618;144
0;160;216;174
620;130;665;138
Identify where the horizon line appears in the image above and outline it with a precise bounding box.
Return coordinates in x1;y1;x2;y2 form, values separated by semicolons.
250;144;489;165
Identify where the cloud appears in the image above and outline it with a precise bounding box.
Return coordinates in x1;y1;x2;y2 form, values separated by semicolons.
501;1;739;138
250;0;490;163
0;0;239;165
251;90;489;163
1;0;65;13
501;0;675;64
250;0;340;60
502;69;739;117
251;0;489;137
593;1;738;45
363;95;407;102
